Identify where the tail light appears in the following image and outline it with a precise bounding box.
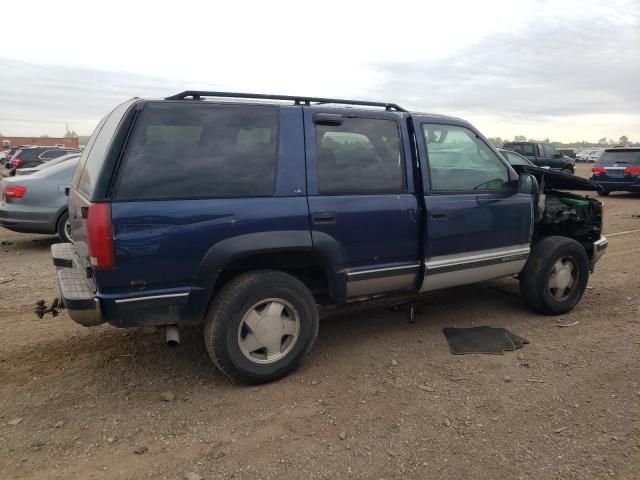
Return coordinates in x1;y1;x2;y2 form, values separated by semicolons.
5;185;27;198
591;167;605;173
624;166;640;175
86;202;115;269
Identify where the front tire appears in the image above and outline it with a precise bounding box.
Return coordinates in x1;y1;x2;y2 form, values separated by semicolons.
597;189;610;196
203;270;319;384
56;211;72;242
520;236;590;315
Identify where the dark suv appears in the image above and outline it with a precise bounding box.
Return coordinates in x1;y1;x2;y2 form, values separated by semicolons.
503;141;575;173
8;146;80;174
590;148;640;195
48;91;607;384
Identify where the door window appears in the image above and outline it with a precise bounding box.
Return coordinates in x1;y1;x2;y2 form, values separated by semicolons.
543;144;558;157
315;117;404;194
422;124;510;192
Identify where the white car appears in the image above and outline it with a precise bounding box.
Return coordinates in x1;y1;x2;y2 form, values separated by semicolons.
586;149;604;162
576;149;593;162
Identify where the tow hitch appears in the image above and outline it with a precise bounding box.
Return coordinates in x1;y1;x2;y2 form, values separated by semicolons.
35;298;63;319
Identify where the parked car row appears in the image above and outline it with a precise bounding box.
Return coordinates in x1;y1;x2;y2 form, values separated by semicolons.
2;145;80;175
576;148;604;163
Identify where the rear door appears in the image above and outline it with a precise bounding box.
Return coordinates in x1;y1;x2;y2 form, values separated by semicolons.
412;118;533;291
304;108;420;300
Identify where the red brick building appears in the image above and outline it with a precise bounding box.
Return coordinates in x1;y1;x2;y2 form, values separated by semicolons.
1;136;80;149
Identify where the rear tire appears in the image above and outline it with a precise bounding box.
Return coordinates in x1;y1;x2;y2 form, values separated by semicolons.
520;236;589;315
597;190;610;196
203;270;319;384
56;211;72;242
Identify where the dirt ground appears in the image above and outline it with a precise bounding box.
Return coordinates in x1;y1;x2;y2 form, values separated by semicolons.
1;163;639;480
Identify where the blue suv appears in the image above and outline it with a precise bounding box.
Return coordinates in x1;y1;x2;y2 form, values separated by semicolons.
49;91;607;383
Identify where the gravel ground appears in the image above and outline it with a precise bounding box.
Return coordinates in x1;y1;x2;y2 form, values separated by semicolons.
0;163;639;480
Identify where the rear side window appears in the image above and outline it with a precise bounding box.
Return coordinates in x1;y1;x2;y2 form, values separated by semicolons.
115;103;278;200
315;117;404;194
75;100;133;197
15;149;43;161
596;150;640;166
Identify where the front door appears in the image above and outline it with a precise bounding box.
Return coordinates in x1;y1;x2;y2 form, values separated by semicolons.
412;119;533;292
304;108;421;300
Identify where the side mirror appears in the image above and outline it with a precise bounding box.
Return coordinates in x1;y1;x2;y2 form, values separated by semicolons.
554;152;563;158
518;173;539;195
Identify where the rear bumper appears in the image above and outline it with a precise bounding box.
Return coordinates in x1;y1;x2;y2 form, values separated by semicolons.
51;243;193;328
0;205;58;234
590;236;608;271
590;179;640;192
52;243;104;326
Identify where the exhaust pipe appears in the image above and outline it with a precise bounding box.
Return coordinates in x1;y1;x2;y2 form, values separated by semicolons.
165;325;180;347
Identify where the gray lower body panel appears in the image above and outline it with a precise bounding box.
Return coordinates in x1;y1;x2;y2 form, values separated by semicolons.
421;245;530;292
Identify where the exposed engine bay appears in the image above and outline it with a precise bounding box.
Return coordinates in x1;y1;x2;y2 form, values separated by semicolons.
536;189;603;245
514;165;604;248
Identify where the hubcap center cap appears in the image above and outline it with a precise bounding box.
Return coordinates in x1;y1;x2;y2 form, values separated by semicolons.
254;315;285;346
555;267;572;290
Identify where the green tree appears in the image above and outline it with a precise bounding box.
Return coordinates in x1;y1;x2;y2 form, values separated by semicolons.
513;135;527;142
619;135;629;145
598;137;607;145
487;137;503;147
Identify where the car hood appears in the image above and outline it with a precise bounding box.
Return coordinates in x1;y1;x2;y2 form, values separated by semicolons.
513;165;602;192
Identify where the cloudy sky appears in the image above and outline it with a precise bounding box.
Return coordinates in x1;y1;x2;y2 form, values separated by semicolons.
1;0;638;142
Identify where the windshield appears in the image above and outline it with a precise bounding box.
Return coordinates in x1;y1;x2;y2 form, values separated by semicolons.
596;150;640;166
501;150;531;166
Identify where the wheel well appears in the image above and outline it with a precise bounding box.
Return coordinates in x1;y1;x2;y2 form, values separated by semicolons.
215;251;331;302
55;209;68;232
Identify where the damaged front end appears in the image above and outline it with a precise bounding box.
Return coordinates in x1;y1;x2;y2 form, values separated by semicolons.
514;165;607;270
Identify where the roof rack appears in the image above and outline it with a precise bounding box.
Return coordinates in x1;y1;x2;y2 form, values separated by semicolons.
165;91;407;112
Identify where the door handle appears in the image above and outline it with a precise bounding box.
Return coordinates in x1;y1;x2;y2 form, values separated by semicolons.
312;211;336;224
431;212;447;220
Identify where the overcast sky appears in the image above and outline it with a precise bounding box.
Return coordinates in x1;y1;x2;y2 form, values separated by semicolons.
1;0;638;142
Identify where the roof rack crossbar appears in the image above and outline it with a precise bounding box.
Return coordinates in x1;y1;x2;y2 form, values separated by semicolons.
165;91;407;112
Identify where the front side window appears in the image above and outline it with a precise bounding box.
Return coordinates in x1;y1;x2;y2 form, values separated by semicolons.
315;117;404;194
422;124;510;192
115;103;279;200
543;144;558;157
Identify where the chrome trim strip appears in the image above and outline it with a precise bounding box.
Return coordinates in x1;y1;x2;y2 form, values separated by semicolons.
115;293;190;304
347;263;421;277
425;245;530;270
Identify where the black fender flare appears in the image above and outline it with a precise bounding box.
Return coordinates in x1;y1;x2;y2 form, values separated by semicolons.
187;231;348;321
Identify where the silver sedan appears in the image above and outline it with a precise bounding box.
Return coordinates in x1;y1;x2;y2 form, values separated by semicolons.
0;157;79;242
